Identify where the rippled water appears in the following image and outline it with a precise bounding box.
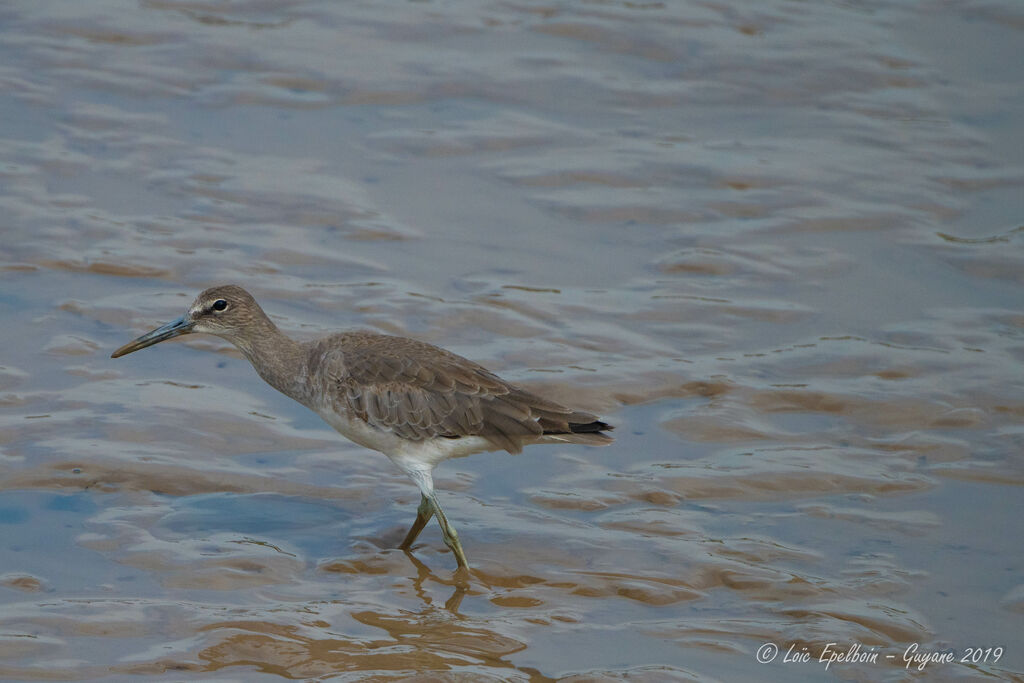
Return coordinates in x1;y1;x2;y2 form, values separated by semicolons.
1;0;1022;680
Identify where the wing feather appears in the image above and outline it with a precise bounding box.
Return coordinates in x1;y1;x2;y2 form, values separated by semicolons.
313;332;608;453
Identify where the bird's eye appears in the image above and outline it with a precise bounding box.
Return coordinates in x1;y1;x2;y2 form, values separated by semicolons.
212;299;228;312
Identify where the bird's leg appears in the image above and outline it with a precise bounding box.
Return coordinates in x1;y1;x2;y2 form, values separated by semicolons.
399;493;434;549
427;493;469;570
394;466;469;570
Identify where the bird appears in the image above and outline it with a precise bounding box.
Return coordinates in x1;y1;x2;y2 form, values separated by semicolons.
111;285;613;570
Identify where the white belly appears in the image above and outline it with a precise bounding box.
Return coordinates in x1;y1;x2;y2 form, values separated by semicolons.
312;404;495;489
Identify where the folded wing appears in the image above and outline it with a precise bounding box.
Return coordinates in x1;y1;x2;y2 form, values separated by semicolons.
318;333;612;454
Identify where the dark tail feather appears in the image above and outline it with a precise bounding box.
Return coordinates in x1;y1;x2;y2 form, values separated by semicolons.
538;418;614;447
568;419;613;434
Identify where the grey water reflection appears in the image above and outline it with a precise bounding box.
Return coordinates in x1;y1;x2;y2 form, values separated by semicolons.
1;0;1022;680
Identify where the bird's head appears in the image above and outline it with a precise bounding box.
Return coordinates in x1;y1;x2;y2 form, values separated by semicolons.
111;284;266;358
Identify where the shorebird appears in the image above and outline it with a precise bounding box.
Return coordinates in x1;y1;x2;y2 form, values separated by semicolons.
111;285;613;570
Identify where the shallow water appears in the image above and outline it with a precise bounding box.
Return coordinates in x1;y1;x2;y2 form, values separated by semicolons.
1;0;1022;680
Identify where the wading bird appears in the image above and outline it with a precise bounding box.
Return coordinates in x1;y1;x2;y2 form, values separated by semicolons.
112;285;613;570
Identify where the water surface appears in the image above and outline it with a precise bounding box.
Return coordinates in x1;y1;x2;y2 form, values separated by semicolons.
1;0;1022;680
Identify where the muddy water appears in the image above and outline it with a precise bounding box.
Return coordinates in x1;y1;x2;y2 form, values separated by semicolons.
1;0;1022;680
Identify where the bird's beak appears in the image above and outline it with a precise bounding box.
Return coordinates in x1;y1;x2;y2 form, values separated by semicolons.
111;316;195;358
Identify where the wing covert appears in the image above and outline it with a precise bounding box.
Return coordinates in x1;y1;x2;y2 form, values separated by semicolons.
316;332;586;453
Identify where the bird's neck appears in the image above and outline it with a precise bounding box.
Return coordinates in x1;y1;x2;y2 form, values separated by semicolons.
230;319;310;404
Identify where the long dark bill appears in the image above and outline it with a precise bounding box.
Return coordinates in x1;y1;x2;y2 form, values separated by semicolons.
111;316;194;358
